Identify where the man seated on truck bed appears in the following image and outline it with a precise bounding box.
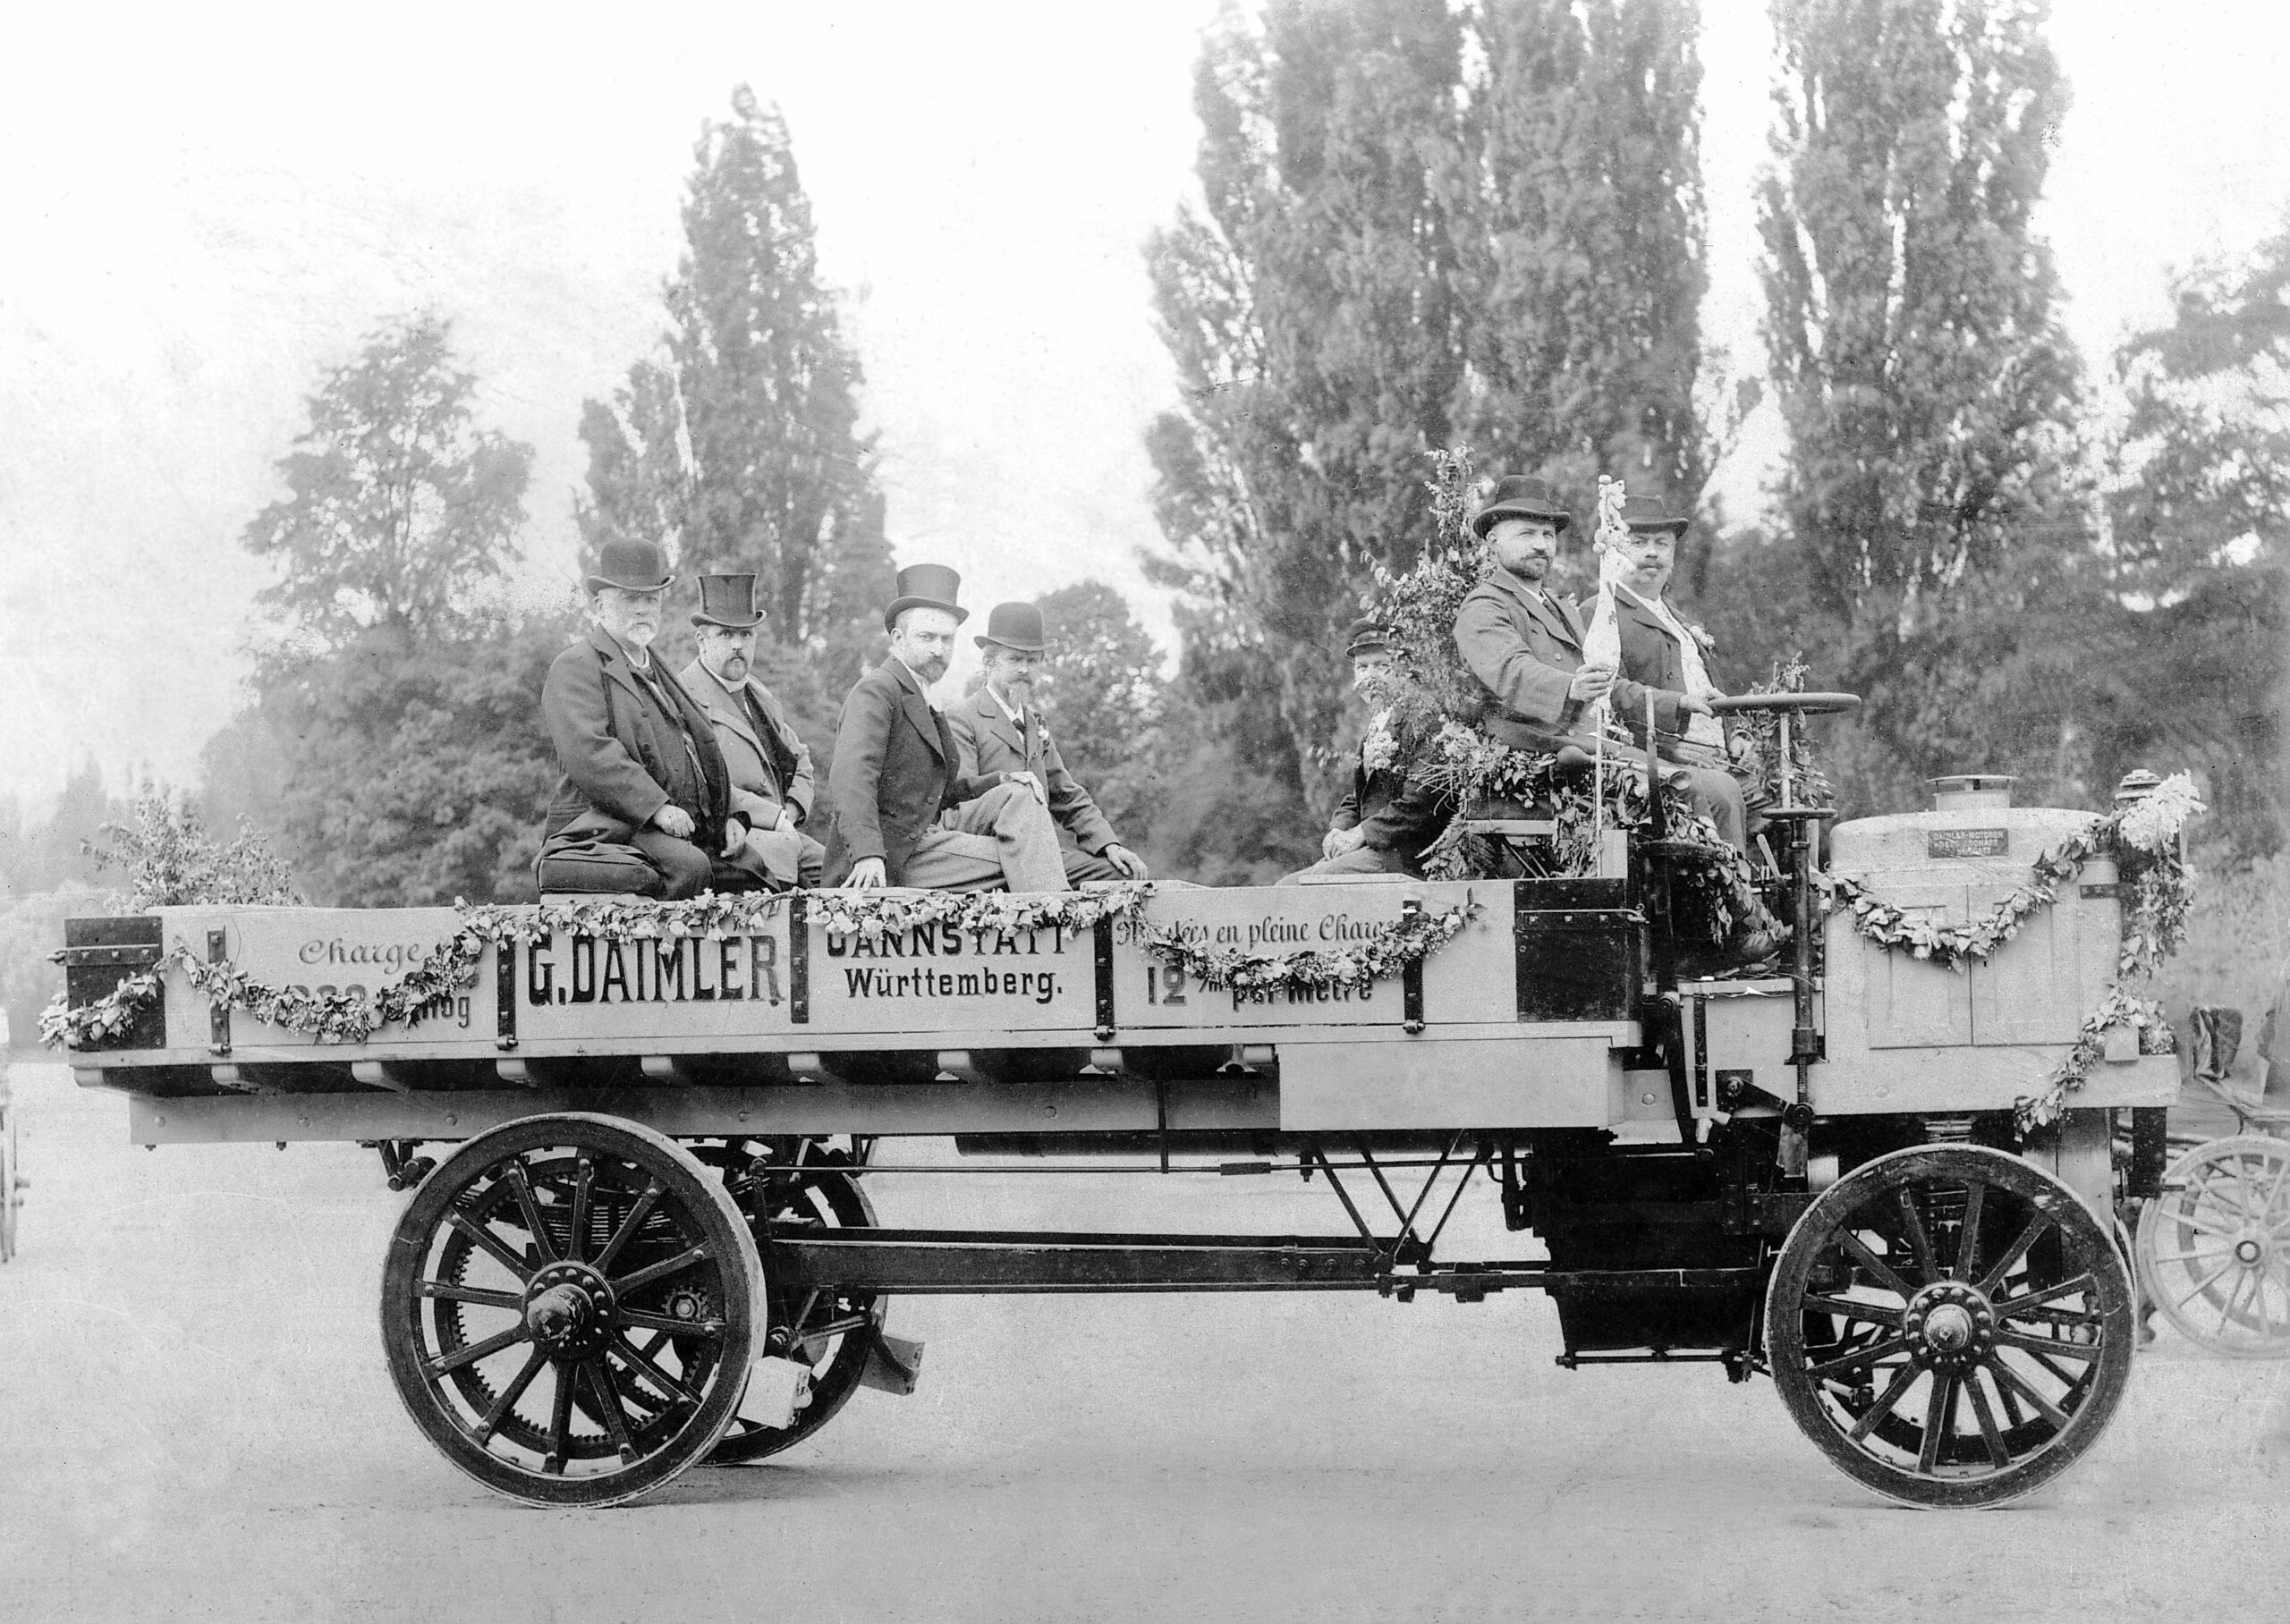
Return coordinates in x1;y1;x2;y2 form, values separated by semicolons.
820;564;1070;892
536;540;758;899
1279;618;1453;883
677;571;826;891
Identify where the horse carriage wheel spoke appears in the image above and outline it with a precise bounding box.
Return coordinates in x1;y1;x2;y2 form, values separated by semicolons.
1963;1371;2010;1468
1916;1374;1955;1476
474;1347;550;1444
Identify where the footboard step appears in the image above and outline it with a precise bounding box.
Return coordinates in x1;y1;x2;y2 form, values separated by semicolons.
859;1332;925;1397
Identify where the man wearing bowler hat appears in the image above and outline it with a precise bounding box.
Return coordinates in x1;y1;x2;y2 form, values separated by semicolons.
1279;617;1453;883
821;564;1070;892
678;572;825;890
538;539;751;899
947;601;1149;884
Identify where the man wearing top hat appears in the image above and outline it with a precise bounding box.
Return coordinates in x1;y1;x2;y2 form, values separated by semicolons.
1279;617;1454;883
1603;490;1769;843
677;572;825;891
820;564;1070;892
538;540;752;899
946;601;1149;885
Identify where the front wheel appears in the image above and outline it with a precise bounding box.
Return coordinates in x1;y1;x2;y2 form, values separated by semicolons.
379;1112;764;1507
2134;1136;2290;1358
1766;1144;2135;1508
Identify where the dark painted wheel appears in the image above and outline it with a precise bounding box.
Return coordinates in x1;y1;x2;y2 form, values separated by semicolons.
1767;1144;2136;1508
2135;1136;2290;1358
693;1141;886;1464
379;1113;763;1507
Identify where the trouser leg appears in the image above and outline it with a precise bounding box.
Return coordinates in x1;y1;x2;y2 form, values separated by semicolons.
937;782;1070;892
631;829;714;900
1669;765;1747;853
896;827;1011;892
1276;844;1414;885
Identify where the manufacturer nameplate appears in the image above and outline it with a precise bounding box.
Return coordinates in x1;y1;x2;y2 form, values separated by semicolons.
1928;827;2008;859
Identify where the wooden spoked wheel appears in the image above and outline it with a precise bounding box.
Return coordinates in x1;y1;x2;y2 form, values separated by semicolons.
1767;1145;2136;1508
2135;1136;2290;1358
693;1141;886;1465
379;1113;763;1507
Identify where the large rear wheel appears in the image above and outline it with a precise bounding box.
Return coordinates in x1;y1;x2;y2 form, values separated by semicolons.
379;1113;764;1507
1767;1144;2135;1508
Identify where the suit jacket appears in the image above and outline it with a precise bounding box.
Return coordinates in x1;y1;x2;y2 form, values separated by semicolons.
676;657;816;830
1454;570;1683;752
820;658;1003;885
541;626;733;849
1612;588;1726;754
946;686;1119;856
1330;726;1453;867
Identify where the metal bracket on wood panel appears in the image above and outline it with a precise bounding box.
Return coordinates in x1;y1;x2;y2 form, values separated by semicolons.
350;1062;412;1094
639;1055;699;1086
1400;898;1426;1033
208;929;231;1055
787;1051;845;1086
495;941;517;1051
934;1050;994;1085
1093;918;1116;1041
789;895;811;1025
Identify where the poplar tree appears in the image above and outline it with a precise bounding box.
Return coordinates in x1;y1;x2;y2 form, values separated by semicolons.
1756;0;2083;797
580;87;893;659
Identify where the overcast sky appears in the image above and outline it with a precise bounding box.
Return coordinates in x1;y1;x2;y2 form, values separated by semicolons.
3;0;2285;811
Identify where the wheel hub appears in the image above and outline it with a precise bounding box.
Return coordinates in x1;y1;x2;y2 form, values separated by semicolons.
2233;1232;2269;1267
524;1263;616;1359
1904;1281;1995;1372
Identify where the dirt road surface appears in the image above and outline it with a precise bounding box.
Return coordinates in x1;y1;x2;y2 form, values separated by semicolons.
4;1057;2286;1623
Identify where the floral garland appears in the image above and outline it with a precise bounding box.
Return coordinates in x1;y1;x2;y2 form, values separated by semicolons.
42;884;1160;1050
1139;895;1480;997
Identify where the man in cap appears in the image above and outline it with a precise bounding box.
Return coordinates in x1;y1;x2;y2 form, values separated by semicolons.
677;573;825;891
1279;618;1453;883
1605;491;1769;845
946;601;1149;884
820;565;1070;892
538;540;751;899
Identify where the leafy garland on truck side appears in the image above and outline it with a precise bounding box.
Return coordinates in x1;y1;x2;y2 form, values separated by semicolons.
41;878;1486;1048
1819;772;2201;1129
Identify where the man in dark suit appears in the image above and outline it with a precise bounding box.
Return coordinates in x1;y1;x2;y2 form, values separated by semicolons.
946;602;1149;885
1280;619;1453;882
1453;474;1744;851
678;572;825;890
1604;491;1771;844
538;540;751;899
820;565;1069;892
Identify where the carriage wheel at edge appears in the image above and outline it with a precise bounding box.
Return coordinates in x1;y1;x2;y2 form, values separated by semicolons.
1766;1143;2136;1508
2134;1135;2290;1358
379;1112;764;1507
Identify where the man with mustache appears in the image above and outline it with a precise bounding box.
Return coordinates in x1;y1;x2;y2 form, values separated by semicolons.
537;540;748;899
821;565;1069;892
677;572;825;891
946;601;1149;884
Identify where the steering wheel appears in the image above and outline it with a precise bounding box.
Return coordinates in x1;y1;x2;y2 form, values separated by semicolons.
1707;691;1861;717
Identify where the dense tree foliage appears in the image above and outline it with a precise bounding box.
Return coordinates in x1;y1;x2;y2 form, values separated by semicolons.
233;318;561;905
1146;0;1709;846
242;314;532;651
1752;0;2085;807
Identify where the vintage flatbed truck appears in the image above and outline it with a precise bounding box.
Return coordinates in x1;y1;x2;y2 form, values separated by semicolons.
52;694;2184;1509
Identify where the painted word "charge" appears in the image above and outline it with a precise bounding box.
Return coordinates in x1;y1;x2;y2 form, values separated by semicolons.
526;934;783;1006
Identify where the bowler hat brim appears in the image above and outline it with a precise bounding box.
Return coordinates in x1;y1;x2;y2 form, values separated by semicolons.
975;631;1046;652
1623;519;1691;538
1472;501;1571;538
584;571;675;595
883;596;971;632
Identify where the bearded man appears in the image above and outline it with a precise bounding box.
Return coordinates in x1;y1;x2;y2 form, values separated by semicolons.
538;540;749;899
819;564;1069;892
1279;619;1452;883
946;601;1149;884
677;572;825;891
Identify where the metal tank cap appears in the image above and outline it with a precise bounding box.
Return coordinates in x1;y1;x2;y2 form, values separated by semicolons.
1930;774;2016;810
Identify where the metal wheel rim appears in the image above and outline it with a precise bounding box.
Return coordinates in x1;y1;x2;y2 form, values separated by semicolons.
1766;1144;2136;1509
2135;1135;2290;1359
379;1112;764;1508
